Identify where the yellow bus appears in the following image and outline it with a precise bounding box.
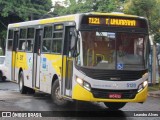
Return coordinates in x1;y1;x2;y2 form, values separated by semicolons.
5;12;149;110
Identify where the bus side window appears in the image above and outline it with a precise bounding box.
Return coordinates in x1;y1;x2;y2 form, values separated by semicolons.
42;40;51;53
22;42;26;50
27;28;34;52
19;40;26;51
7;30;13;51
7;40;13;51
26;40;33;52
52;31;63;54
52;40;62;53
19;28;27;51
42;26;52;53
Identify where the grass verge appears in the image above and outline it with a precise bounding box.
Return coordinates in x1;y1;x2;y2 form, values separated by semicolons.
148;84;160;91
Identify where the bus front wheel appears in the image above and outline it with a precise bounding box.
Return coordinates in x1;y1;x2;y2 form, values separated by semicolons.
19;71;27;94
51;80;68;106
104;102;126;110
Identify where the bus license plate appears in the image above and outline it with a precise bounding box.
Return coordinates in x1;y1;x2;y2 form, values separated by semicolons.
109;93;122;99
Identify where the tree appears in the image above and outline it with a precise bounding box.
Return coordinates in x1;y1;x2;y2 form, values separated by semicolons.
123;0;160;43
0;0;52;20
53;0;124;16
0;0;52;54
96;0;124;12
53;0;160;43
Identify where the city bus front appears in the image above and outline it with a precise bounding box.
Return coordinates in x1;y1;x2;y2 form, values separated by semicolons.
72;14;149;110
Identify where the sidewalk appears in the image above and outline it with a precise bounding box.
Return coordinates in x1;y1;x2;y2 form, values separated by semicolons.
148;90;160;98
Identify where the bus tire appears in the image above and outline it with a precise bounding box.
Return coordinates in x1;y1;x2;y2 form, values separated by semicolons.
2;76;6;81
19;71;27;94
28;88;35;94
104;102;126;110
51;80;68;106
0;72;2;81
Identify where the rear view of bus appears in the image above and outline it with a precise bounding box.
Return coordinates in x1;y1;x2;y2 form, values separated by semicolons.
72;13;149;110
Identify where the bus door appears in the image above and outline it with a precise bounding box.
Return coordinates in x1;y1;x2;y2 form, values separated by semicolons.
62;26;74;97
12;31;19;82
33;29;42;88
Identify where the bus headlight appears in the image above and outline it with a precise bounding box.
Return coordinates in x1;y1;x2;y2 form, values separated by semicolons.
138;81;148;93
76;77;91;91
143;81;148;87
83;81;91;91
76;77;83;85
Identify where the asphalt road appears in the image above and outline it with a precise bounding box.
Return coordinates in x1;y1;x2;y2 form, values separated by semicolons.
0;81;160;120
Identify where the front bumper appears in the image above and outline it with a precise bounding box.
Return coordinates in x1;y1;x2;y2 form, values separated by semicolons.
72;84;148;103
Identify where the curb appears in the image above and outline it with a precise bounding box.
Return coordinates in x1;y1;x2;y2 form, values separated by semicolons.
148;93;160;98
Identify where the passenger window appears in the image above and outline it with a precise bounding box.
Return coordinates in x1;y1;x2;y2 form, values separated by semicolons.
20;29;27;38
27;28;35;38
26;40;33;52
26;28;34;52
44;26;52;38
7;40;13;51
52;40;62;53
8;30;13;39
42;40;51;53
53;32;63;38
52;31;63;54
19;40;26;51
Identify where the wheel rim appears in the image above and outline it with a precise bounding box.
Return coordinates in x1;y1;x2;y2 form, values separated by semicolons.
54;86;66;104
55;87;62;100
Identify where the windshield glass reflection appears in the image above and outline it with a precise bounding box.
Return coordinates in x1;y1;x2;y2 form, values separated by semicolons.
77;31;147;70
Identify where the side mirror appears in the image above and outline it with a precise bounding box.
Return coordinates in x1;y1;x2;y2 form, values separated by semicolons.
70;29;78;50
70;29;79;57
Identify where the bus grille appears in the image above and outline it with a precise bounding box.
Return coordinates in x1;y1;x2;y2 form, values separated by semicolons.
91;88;137;99
75;65;147;81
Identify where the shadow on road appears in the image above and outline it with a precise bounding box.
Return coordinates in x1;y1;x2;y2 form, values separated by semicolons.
0;80;11;83
0;81;128;118
29;92;128;118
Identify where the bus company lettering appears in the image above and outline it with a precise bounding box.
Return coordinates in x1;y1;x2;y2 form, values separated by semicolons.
93;84;111;88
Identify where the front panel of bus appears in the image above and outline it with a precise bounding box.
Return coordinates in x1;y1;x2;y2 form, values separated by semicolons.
72;14;149;103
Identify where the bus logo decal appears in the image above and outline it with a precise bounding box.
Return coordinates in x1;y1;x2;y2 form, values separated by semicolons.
42;58;47;70
28;57;32;68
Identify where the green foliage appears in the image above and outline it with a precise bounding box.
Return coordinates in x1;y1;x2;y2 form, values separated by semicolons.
96;0;123;12
53;0;124;16
0;0;52;20
148;84;160;91
123;0;160;43
53;0;160;43
154;33;160;43
0;0;52;54
0;30;6;55
123;0;155;17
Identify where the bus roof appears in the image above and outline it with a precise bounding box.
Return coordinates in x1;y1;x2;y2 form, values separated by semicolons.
90;12;142;18
8;14;76;28
8;12;145;28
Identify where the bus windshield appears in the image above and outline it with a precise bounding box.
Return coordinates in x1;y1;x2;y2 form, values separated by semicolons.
77;31;148;70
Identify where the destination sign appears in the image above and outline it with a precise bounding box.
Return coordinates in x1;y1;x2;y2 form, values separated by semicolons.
106;18;136;26
88;17;136;27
